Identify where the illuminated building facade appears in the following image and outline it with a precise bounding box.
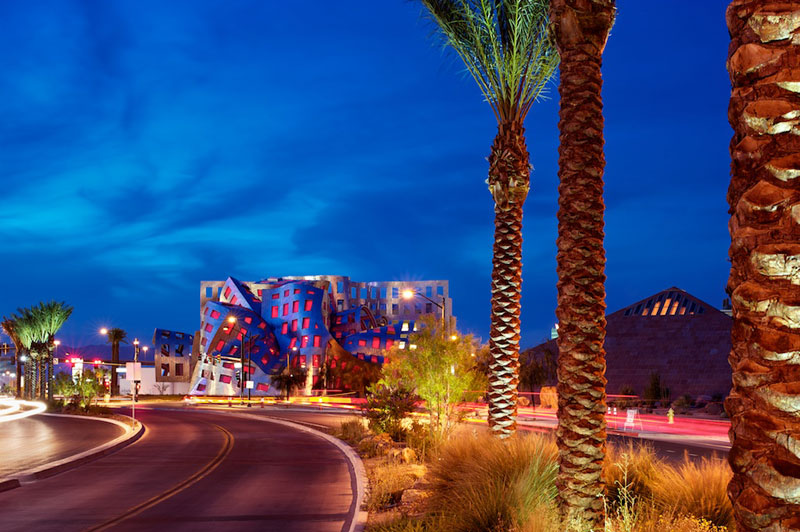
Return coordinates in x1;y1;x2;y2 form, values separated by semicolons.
158;275;454;396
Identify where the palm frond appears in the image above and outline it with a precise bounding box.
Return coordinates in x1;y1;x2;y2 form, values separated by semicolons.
420;0;559;123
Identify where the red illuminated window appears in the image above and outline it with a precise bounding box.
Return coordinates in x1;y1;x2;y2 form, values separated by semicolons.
257;382;270;391
223;362;234;370
371;355;378;363
281;323;288;335
283;303;289;316
284;290;289;297
257;289;263;297
205;323;213;332
386;339;394;350
372;337;380;349
229;346;238;355
387;326;395;334
294;288;300;294
313;335;321;347
358;339;367;347
258;322;267;329
272;293;279;299
313;355;320;368
224;286;232;298
220;374;232;384
336;316;342;324
244;316;252;324
201;337;207;346
301;336;309;348
230;295;238;305
302;317;310;329
272;306;279;318
210;309;221;319
289;337;297;348
291;319;298;332
292;301;299;313
304;300;313;311
215;340;225;351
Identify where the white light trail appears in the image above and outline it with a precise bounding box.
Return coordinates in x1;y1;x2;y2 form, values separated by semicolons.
0;398;47;422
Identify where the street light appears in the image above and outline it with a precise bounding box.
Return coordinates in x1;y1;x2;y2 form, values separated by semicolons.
227;316;254;406
402;288;447;334
99;328;108;335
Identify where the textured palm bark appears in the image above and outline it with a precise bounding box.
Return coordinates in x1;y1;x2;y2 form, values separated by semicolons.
487;121;529;438
551;0;614;528
727;2;800;530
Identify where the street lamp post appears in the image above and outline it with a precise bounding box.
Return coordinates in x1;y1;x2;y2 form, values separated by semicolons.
402;289;447;334
227;316;255;406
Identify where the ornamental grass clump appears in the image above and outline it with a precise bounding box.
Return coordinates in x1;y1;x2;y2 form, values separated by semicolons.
604;442;664;505
649;453;733;529
426;431;558;531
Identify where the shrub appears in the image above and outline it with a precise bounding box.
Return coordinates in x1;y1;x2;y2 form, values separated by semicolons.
649;454;733;529
403;421;438;462
426;431;558;531
336;418;368;445
367;516;441;532
604;442;664;505
366;461;420;512
364;385;418;440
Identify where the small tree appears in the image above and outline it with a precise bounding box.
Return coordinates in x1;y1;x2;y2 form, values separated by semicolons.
383;316;487;442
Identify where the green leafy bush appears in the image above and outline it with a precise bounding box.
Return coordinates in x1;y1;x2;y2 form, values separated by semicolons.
364;385;418;440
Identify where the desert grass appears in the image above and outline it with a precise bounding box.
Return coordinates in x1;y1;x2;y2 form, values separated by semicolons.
366;460;422;512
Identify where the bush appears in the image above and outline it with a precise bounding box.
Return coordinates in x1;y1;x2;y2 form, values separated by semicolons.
426;431;558;531
604;442;664;505
366;461;421;512
649;454;733;529
364;385;417;440
403;421;438;463
367;516;441;532
337;418;368;445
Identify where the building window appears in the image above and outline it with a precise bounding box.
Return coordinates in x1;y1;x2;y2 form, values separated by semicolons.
302;317;310;329
426;302;432;314
205;286;213;298
281;322;289;335
210;309;221;319
272;293;280;299
372;337;380;349
283;303;289;316
358;339;367;347
294;288;300;294
313;354;320;368
392;303;398;314
272;306;279;318
224;286;232;298
161;364;170;377
313;335;321;347
392;287;399;299
337;299;343;310
291;319;298;332
175;364;184;377
386;339;394;350
304;300;313;311
205;323;214;332
292;300;299;313
284;289;290;297
289;337;297;348
301;336;309;348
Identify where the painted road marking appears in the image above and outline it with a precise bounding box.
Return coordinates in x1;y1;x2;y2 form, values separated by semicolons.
83;423;234;532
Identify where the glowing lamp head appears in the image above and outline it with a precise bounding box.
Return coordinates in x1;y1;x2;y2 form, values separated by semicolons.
133;339;139;346
227;316;237;324
450;335;458;341
401;289;415;300
54;339;61;346
99;328;108;335
142;346;148;352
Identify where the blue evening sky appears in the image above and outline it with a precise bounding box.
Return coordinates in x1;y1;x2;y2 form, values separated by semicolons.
0;1;731;349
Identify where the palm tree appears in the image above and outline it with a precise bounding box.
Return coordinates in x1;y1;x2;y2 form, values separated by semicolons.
418;0;558;438
726;2;800;529
105;328;127;396
15;302;73;401
549;1;615;527
2;317;24;398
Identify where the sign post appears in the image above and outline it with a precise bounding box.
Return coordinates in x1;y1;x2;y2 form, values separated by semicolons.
126;341;141;424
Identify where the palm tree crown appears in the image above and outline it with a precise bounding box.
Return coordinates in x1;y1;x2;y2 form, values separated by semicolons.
421;0;559;124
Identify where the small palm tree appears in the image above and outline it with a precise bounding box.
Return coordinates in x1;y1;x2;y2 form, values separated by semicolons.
104;328;127;396
417;0;559;438
15;302;73;401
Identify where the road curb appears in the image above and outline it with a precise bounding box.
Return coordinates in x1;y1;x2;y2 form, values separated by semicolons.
225;411;368;532
0;413;144;492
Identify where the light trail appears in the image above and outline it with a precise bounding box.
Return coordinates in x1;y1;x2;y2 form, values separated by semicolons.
0;398;47;423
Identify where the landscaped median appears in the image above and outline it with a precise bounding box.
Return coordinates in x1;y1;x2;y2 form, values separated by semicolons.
0;410;144;493
331;415;733;532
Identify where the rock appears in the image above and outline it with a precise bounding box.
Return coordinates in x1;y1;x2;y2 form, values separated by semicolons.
358;433;394;457
705;402;724;416
518;395;531;407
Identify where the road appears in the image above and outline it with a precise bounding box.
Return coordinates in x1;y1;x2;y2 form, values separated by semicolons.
0;414;124;479
0;408;358;532
188;403;730;462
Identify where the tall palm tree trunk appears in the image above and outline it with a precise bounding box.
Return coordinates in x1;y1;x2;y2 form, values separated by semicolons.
727;2;800;529
487;121;529;438
551;0;614;528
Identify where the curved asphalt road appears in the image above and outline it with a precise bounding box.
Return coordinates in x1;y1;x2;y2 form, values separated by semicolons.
1;414;124;479
0;408;356;532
